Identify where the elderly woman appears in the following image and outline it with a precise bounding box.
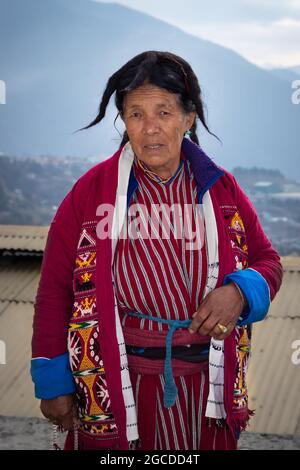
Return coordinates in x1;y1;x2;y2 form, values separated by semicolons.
31;51;283;451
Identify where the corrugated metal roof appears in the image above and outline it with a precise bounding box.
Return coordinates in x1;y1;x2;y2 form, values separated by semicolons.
0;258;40;304
0;302;41;417
247;258;300;435
247;317;300;435
0;257;42;417
0;250;299;434
0;225;49;252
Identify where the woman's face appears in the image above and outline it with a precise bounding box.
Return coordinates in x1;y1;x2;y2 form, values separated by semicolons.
122;84;195;176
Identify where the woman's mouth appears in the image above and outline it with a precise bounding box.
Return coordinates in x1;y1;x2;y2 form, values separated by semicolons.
144;144;164;150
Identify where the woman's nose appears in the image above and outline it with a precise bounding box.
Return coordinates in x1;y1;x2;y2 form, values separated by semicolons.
142;118;160;135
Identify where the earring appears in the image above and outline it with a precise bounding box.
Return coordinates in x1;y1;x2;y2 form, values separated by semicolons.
184;129;192;138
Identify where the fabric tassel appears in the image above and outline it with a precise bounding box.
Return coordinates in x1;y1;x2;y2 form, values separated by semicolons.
226;408;256;440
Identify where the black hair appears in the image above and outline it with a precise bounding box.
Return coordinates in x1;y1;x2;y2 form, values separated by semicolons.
75;50;220;147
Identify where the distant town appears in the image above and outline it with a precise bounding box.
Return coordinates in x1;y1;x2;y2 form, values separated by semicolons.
0;155;299;256
233;167;300;256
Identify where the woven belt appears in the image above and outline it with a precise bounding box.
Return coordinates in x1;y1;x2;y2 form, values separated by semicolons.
126;343;210;363
126;311;207;408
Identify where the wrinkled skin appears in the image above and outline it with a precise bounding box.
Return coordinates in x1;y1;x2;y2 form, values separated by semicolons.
188;282;246;340
40;394;79;430
122;83;196;180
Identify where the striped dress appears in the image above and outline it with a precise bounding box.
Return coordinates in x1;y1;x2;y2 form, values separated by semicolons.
112;153;237;450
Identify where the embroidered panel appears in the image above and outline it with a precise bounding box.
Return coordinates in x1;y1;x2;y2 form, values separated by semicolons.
68;221;118;439
234;324;252;410
221;204;249;271
221;204;252;412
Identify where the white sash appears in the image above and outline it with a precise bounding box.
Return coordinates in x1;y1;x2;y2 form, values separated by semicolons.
111;141;226;443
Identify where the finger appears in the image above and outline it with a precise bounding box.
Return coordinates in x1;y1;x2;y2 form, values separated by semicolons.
72;404;80;426
61;403;79;431
198;314;220;336
211;324;228;340
189;305;211;334
211;323;234;340
47;417;60;425
47;408;73;428
60;412;75;431
210;321;228;337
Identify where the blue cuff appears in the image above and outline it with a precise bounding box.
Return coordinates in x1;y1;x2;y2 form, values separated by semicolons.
30;352;76;399
223;268;270;326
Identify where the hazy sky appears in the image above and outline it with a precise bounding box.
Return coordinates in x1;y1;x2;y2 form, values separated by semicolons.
94;0;300;68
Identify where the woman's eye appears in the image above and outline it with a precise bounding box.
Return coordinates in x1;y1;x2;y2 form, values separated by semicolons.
128;111;170;118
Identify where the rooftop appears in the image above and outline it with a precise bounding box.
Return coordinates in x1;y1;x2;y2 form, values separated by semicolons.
0;225;299;436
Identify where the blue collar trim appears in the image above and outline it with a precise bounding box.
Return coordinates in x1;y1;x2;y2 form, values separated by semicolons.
126;137;224;207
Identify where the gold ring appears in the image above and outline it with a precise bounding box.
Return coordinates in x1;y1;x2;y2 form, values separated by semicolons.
217;323;228;334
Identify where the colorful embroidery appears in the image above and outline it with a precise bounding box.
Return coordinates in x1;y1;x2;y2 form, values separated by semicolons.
233;325;252;410
73;367;105;377
72;296;97;318
69;320;98;330
69;212;252;439
73;271;96;293
220;204;252;414
80;421;118;435
75;251;96;270
77;227;96;249
68;221;119;439
221;205;248;271
230;212;245;245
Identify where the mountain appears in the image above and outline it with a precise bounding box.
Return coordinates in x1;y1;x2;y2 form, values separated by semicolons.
270;66;300;82
0;0;299;179
290;65;300;76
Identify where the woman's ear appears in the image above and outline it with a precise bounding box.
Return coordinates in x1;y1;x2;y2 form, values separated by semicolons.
188;111;196;128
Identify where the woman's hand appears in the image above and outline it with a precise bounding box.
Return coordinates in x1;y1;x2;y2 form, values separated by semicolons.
188;282;247;340
40;394;78;431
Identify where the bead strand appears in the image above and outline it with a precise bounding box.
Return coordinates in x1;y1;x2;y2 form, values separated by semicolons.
73;419;79;450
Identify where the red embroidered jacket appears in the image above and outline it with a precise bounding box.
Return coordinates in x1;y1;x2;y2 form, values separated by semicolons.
31;138;283;449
